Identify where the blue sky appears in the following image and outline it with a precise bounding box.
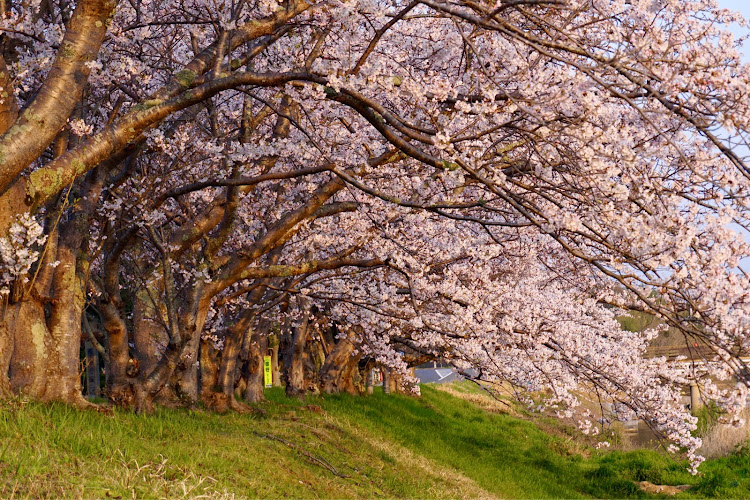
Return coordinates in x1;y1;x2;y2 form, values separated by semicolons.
719;0;750;57
713;2;750;254
720;0;750;17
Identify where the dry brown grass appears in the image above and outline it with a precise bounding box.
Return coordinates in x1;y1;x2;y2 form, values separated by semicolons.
0;450;233;500
358;432;499;499
432;381;520;417
105;451;233;499
698;408;750;459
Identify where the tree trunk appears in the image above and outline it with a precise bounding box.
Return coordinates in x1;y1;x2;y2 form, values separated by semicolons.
134;289;210;413
0;304;13;394
39;165;103;406
366;367;374;395
244;324;268;403
135;340;181;414
270;340;281;387
199;337;220;404
175;334;200;403
171;300;209;405
357;359;376;395
207;324;244;411
383;367;396;395
7;299;49;397
319;331;360;394
206;310;255;411
133;287;169;376
284;303;311;398
2;222;59;398
42;244;90;406
381;367;413;395
100;299;136;407
133;288;181;406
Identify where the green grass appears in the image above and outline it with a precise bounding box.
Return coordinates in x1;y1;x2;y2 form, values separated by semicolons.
322;386;646;499
2;385;750;498
618;310;661;333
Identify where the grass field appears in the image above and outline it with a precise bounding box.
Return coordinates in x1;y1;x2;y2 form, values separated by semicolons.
1;384;750;498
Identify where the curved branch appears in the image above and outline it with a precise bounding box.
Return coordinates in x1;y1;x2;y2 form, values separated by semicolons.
241;257;385;280
24;70;319;210
155;165;331;204
0;0;116;192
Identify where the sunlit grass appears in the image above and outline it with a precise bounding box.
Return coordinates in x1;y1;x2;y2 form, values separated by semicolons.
1;385;750;498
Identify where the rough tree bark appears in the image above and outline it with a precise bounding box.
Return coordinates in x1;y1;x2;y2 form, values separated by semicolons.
206;319;248;411
7;299;49;397
318;330;362;395
169;298;210;405
0;314;11;394
133;288;169;377
199;336;220;404
133;288;181;406
244;320;269;403
42;244;90;404
42;168;105;405
270;337;281;387
283;299;311;398
383;367;396;395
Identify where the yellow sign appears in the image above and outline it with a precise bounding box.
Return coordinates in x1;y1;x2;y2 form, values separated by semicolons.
263;356;272;388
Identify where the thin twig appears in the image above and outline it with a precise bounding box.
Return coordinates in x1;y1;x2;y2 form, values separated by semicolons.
253;431;349;477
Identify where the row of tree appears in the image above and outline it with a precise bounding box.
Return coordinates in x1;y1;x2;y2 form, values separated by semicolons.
2;0;750;471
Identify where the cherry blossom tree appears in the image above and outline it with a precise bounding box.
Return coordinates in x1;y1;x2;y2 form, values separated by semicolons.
2;0;750;471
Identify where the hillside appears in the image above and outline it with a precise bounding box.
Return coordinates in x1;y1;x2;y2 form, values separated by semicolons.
1;384;750;499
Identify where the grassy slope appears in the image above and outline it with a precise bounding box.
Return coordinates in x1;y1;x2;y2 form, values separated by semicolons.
1;385;750;498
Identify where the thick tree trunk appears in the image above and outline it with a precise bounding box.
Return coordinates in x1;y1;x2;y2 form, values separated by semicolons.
134;290;210;413
319;332;361;394
171;300;210;405
39;165;103;406
358;359;376;395
132;288;181;406
175;337;200;403
244;324;268;403
209;270;276;409
2;223;59;398
206;323;244;412
0;327;10;394
284;303;311;398
199;337;220;404
0;303;13;394
135;341;181;414
42;245;90;405
101;300;137;407
383;367;396;395
366;366;375;395
381;367;413;395
7;299;49;397
133;288;169;376
270;340;281;387
175;301;210;404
